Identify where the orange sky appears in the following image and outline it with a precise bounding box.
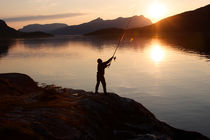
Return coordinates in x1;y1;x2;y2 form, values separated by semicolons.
1;0;209;29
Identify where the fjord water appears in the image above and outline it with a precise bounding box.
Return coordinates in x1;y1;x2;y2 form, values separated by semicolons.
0;36;210;137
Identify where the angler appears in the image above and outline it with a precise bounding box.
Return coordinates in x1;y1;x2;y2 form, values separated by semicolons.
94;11;133;94
95;56;113;94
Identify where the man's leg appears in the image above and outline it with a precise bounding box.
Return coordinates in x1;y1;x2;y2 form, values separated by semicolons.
101;76;107;94
95;75;100;93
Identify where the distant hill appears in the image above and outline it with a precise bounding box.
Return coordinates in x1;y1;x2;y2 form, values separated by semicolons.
137;4;210;33
88;4;210;36
19;15;152;35
0;19;20;38
0;19;53;39
19;23;68;33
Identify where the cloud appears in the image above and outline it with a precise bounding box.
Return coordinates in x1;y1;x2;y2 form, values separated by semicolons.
3;13;86;22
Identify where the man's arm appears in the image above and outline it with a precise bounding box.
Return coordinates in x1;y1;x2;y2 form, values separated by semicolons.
103;56;113;66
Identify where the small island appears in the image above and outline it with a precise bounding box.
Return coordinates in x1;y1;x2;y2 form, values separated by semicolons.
0;73;209;140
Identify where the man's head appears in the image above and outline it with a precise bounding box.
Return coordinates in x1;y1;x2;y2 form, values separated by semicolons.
97;58;102;64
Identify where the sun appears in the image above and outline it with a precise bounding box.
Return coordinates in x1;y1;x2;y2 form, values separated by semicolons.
148;2;166;22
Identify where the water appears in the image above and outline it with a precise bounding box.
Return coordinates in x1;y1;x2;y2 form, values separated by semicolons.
0;35;210;137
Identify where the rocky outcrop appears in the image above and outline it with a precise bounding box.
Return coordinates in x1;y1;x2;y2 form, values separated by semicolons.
0;73;209;140
0;73;40;95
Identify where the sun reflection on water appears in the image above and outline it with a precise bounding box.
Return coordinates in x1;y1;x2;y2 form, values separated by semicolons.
150;45;165;63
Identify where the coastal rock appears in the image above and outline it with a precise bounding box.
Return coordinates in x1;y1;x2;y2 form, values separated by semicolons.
0;73;40;95
0;73;209;140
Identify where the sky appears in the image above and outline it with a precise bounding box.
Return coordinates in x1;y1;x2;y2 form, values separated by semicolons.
0;0;210;29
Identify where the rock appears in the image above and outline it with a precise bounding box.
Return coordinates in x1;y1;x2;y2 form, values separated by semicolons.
0;73;209;140
131;134;171;140
0;73;40;95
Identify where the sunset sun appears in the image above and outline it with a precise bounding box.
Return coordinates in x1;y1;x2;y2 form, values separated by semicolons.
148;2;166;22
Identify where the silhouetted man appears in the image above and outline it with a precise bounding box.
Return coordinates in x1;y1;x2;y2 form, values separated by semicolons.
95;56;113;94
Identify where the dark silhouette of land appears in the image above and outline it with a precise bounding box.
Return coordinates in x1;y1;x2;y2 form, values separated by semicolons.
0;73;209;140
95;57;113;94
19;15;152;35
87;4;210;54
0;19;53;39
130;4;210;34
19;23;68;33
87;4;210;35
0;20;20;38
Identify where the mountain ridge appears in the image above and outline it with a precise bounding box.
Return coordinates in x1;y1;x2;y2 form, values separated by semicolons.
19;15;152;35
0;19;53;39
0;20;20;37
87;4;210;36
19;23;68;33
148;4;210;32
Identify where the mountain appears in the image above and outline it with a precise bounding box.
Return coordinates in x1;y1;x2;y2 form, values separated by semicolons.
19;15;152;35
53;15;151;35
87;4;210;36
0;19;20;38
0;19;53;39
136;4;210;33
19;23;68;33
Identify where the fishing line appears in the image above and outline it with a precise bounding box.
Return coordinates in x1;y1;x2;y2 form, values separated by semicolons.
109;6;138;66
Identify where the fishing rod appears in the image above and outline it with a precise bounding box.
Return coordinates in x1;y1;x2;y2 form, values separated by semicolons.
109;12;135;65
109;4;138;65
112;32;126;58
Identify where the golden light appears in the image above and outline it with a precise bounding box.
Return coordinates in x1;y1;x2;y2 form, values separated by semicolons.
150;45;165;63
130;38;134;42
148;2;166;22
